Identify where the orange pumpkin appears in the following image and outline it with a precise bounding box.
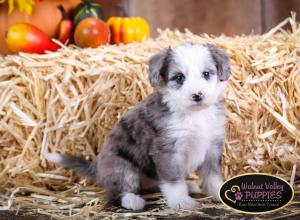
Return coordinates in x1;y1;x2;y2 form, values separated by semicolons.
0;0;80;54
107;17;150;44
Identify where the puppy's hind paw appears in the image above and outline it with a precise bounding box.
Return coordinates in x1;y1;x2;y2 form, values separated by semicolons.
167;196;198;210
121;193;145;211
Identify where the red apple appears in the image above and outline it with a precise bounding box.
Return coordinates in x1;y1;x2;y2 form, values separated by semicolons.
74;17;110;48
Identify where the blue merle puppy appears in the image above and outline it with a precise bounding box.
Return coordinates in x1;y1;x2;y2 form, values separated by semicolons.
45;42;230;211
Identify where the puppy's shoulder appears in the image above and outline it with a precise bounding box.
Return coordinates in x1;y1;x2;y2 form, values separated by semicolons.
108;91;171;142
126;91;171;120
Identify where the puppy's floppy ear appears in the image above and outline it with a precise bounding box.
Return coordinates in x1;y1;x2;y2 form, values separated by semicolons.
148;47;172;87
206;44;230;81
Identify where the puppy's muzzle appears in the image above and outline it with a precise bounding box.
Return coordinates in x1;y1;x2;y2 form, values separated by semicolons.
192;92;204;103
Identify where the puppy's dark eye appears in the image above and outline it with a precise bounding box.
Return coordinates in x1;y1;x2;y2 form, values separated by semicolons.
202;71;210;80
171;73;185;84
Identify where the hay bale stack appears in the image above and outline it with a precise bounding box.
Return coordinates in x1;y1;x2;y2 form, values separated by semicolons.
0;15;299;214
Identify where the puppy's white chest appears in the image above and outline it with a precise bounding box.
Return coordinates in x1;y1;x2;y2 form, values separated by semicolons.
168;107;224;174
183;113;212;173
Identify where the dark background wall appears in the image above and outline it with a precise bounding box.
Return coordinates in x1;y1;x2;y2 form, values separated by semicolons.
99;0;300;36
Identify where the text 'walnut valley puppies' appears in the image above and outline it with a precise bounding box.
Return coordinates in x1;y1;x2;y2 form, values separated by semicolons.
45;42;231;211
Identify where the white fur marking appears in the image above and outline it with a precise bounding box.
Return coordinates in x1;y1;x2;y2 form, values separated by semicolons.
160;181;198;210
166;105;225;175
121;193;145;210
43;153;63;164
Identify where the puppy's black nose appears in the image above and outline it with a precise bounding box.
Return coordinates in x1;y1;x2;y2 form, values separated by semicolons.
192;92;203;102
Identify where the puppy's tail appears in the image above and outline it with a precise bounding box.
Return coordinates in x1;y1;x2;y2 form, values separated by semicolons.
44;153;97;180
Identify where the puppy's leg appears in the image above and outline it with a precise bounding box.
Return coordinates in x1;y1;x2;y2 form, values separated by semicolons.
105;168;145;210
155;153;198;210
99;155;145;211
197;145;223;201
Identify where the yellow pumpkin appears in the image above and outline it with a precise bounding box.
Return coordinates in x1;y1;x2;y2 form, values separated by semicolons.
107;17;150;44
0;0;80;54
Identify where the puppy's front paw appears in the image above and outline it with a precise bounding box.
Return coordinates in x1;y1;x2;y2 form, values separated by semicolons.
160;181;198;210
167;195;198;210
187;181;201;194
205;175;223;201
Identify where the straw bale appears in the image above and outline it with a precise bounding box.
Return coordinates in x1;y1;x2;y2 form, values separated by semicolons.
0;14;300;218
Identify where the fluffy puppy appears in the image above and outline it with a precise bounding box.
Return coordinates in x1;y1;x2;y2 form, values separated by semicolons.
45;42;230;211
